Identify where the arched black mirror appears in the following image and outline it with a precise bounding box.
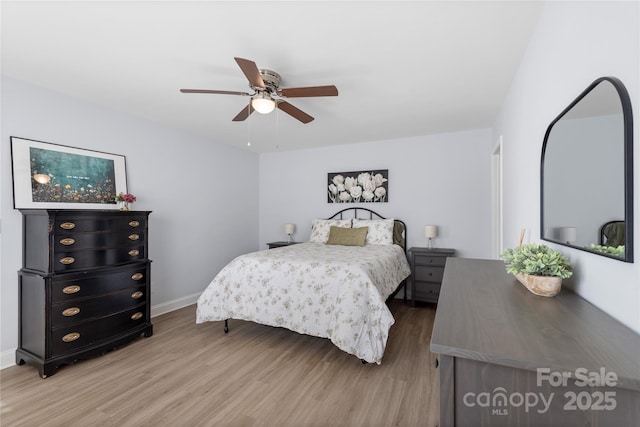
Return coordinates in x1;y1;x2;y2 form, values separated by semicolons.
541;76;633;262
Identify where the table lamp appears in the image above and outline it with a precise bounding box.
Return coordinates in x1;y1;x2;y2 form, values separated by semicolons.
424;225;437;249
285;223;295;244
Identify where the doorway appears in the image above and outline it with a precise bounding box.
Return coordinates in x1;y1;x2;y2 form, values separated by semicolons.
492;137;503;259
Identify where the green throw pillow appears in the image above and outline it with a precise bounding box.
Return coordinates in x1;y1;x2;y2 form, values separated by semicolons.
326;226;368;246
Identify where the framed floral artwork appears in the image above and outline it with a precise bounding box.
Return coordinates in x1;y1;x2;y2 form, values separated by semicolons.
10;136;128;209
327;169;388;203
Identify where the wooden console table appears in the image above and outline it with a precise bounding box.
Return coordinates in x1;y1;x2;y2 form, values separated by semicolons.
431;258;640;426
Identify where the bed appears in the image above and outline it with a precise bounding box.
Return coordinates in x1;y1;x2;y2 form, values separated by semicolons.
196;208;411;363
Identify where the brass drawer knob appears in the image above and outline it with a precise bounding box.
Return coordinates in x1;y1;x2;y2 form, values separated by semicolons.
129;220;140;227
62;285;81;294
59;238;76;246
59;222;76;230
62;332;80;342
128;249;140;257
128;234;140;241
62;307;80;317
59;257;75;265
131;291;144;299
131;312;143;320
131;273;144;281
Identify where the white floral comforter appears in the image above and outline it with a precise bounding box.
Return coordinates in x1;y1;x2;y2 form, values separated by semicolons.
196;242;411;363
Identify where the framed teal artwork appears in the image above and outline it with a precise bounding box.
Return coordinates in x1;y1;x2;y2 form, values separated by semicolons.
10;136;128;209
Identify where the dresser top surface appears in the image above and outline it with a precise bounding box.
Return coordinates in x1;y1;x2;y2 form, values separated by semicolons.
20;209;151;215
431;257;640;391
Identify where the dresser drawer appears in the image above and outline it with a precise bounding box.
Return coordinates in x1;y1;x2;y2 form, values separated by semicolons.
53;231;146;252
414;265;444;283
53;245;146;273
50;306;148;356
413;254;447;267
53;216;146;233
52;285;147;327
52;264;149;303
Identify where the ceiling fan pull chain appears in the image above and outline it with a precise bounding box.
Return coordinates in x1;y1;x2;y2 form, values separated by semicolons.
276;106;280;150
247;104;252;147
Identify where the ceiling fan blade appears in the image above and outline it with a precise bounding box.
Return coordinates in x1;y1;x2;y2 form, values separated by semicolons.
180;89;250;96
277;101;314;124
280;85;338;98
232;103;255;121
234;57;265;88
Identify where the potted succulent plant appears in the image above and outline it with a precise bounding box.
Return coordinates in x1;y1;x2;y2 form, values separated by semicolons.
501;242;573;297
589;243;625;258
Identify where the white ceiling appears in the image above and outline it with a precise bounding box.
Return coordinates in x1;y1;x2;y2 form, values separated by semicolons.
1;1;543;153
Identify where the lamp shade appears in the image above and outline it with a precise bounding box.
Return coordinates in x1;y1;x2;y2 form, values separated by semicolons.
424;225;437;239
251;96;276;114
284;223;295;235
557;227;577;243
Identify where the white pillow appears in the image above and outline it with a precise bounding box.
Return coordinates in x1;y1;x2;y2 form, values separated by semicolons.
309;219;351;243
352;218;394;245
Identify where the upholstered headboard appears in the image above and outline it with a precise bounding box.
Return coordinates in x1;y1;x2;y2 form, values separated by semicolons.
326;207;406;251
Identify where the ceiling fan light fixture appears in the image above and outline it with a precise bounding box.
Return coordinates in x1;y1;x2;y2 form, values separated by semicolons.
251;94;276;114
181;57;336;123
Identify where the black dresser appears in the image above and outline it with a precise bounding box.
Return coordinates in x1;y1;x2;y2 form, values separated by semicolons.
16;209;153;378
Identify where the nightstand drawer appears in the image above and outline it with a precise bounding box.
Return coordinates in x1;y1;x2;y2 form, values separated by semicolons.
414;283;441;297
413;254;447;267
415;265;444;283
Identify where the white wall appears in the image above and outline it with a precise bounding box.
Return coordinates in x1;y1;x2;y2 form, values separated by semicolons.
0;77;260;364
494;1;640;332
0;80;494;367
259;129;494;259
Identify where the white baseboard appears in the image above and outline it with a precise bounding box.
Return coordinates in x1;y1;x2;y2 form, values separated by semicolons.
1;349;16;371
1;292;201;371
150;292;200;317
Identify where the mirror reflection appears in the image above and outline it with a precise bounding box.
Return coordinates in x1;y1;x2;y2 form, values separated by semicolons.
541;77;633;262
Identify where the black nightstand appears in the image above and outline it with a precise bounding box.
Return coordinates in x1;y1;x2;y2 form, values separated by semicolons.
408;247;455;306
266;241;299;249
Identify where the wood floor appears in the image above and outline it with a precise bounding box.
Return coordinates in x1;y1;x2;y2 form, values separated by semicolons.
0;300;439;427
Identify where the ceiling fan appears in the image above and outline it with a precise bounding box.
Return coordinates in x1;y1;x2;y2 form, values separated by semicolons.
180;57;338;124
